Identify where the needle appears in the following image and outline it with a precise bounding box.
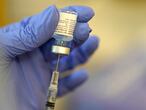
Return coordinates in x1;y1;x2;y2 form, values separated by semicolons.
55;55;60;71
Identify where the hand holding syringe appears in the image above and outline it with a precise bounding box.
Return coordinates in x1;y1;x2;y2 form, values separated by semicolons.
0;5;98;110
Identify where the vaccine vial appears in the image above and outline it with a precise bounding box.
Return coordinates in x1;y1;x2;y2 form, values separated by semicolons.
54;11;77;41
52;10;78;55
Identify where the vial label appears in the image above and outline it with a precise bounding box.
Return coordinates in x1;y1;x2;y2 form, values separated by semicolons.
54;11;77;41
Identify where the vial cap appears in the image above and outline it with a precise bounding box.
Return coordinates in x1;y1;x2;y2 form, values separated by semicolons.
52;45;70;55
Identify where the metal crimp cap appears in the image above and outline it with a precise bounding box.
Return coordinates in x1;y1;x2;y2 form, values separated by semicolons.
52;45;70;55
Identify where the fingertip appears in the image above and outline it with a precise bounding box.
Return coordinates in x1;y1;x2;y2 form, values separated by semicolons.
58;69;88;96
72;69;89;82
35;5;59;33
89;35;100;49
64;69;88;91
73;23;90;46
37;5;59;24
46;5;59;15
44;5;59;29
81;35;100;55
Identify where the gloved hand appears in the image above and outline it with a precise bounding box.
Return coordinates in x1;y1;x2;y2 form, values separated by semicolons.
0;5;99;110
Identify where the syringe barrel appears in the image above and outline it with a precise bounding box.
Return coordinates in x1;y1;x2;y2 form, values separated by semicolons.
50;71;59;85
46;86;57;110
45;71;59;110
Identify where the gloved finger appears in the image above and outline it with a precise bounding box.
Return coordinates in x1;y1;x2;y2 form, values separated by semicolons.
39;22;91;62
58;69;88;97
0;22;21;33
62;6;95;22
58;36;99;72
39;38;56;62
72;22;91;48
0;5;59;58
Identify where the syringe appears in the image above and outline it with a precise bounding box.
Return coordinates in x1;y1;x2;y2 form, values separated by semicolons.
45;55;60;110
45;10;78;110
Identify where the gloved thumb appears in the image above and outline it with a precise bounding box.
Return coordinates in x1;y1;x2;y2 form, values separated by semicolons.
0;5;59;58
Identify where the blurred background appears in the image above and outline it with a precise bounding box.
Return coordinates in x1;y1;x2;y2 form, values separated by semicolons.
1;0;146;110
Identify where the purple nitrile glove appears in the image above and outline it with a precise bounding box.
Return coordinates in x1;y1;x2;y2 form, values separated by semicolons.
0;5;99;110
